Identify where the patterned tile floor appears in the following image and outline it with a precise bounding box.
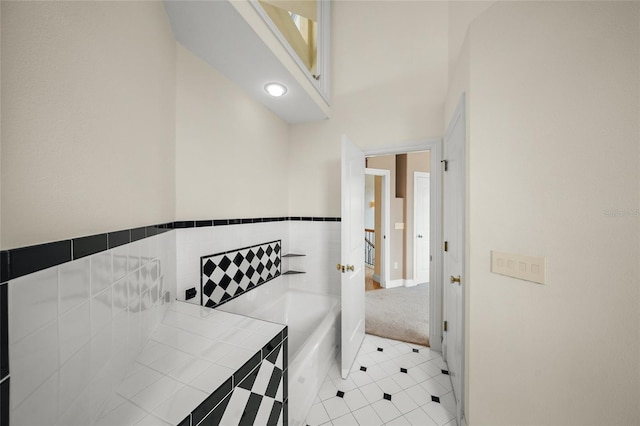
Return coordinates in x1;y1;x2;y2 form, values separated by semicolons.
305;334;457;426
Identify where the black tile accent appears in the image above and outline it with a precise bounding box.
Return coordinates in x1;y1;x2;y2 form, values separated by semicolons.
199;392;231;426
241;218;254;224
238;365;260;391
384;393;392;401
239;392;263;426
8;240;71;280
233;352;262;386
192;377;232;425
441;369;449;375
301;217;313;221
228;219;241;225
262;334;282;359
1;284;8;380
174;221;195;229
177;415;190;426
336;390;345;398
283;399;288;426
213;220;229;226
289;217;301;221
281;326;288;339
1;378;9;426
145;225;159;236
431;395;440;403
0;252;8;283
108;230;130;249
412;348;419;353
312;217;324;221
377;347;383;352
73;234;107;259
283;368;288;402
360;366;367;372
265;343;281;364
267;400;283;426
196;220;213;227
283;338;288;371
400;368;408;374
265;366;283;398
130;227;146;242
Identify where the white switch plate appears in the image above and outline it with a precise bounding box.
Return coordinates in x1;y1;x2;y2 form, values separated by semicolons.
491;251;546;284
395;223;404;230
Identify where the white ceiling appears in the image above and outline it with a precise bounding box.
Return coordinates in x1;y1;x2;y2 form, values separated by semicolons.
163;0;329;124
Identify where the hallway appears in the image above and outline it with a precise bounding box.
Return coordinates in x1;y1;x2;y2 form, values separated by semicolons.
305;334;456;425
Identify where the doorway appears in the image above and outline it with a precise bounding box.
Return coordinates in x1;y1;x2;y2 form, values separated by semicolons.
362;149;439;348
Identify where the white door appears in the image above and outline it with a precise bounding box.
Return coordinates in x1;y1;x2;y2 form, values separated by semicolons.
414;172;430;285
443;96;465;422
341;134;366;379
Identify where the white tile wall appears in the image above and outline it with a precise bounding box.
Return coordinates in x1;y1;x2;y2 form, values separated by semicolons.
175;220;340;305
7;232;177;425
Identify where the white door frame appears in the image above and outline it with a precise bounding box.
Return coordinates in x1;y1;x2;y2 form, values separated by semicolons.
365;168;391;287
363;138;443;352
413;171;430;286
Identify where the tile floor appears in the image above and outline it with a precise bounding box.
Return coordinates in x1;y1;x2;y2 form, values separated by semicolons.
304;334;457;426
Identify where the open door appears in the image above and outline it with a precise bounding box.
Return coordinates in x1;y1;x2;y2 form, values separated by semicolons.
340;134;366;379
443;95;466;423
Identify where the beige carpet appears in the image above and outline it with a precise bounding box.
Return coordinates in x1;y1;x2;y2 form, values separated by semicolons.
365;284;430;346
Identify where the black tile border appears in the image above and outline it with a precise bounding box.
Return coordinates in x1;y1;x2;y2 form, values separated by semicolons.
1;284;8;380
1;377;9;426
1;217;339;281
187;327;288;426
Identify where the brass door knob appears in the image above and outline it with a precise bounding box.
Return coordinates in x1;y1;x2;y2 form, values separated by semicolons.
346;265;355;272
336;263;343;271
450;275;461;284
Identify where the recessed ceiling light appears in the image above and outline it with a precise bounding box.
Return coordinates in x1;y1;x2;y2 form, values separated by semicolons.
264;82;287;97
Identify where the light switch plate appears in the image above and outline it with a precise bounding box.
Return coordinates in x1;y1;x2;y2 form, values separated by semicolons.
491;251;546;284
395;223;404;230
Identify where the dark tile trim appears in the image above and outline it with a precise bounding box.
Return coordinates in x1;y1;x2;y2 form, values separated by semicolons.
6;240;72;281
73;234;107;259
192;377;232;425
232;352;261;386
1;284;8;380
1;378;9;426
130;227;146;242
108;230;130;249
1;217;339;281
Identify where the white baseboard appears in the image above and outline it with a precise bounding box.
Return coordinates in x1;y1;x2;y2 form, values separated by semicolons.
404;279;416;287
373;273;381;283
385;279;404;289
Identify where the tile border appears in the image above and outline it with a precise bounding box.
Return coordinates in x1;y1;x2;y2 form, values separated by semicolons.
0;217;340;281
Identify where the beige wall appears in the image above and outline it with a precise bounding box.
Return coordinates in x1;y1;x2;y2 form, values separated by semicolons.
404;151;430;281
1;1;176;249
174;45;289;220
445;2;640;424
288;1;448;217
368;154;404;282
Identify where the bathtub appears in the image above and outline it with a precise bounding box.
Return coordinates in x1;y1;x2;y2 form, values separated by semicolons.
220;289;340;426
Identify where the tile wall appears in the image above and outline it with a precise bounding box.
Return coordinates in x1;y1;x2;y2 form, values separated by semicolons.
1;230;177;425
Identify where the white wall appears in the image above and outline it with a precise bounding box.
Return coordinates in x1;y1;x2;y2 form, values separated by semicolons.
288;1;448;217
1;1;177;249
175;44;290;220
445;2;640;424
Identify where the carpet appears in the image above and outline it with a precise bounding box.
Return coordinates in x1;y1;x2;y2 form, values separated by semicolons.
365;284;430;347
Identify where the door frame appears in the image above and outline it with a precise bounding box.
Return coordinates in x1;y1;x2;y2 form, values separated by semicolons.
413;171;430;286
363;138;443;352
365;168;391;287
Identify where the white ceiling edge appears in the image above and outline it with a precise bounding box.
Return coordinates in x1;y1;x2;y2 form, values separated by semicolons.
164;0;330;124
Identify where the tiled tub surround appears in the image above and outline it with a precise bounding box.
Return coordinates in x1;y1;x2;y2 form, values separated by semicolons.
98;302;288;426
176;220;341;305
219;290;339;426
201;240;282;308
5;231;177;425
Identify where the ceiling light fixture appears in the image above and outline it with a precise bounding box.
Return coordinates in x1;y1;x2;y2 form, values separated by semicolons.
264;82;287;97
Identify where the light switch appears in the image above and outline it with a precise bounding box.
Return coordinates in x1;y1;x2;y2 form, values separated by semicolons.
395;223;404;230
491;251;546;284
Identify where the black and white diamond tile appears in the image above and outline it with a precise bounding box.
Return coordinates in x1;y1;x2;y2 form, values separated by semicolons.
201;241;281;308
218;342;285;426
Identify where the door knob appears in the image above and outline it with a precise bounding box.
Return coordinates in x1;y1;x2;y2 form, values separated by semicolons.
346;265;354;272
336;263;343;271
336;264;355;273
450;275;461;284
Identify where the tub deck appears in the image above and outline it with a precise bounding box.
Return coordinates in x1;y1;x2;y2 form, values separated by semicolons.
93;302;287;425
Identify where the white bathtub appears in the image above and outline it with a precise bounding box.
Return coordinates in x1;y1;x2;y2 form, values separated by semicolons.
221;289;340;426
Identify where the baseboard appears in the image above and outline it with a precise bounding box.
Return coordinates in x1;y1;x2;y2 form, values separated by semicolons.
373;273;381;283
404;279;416;287
385;279;404;289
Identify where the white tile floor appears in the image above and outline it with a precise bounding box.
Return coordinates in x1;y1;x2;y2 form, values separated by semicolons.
305;334;457;426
